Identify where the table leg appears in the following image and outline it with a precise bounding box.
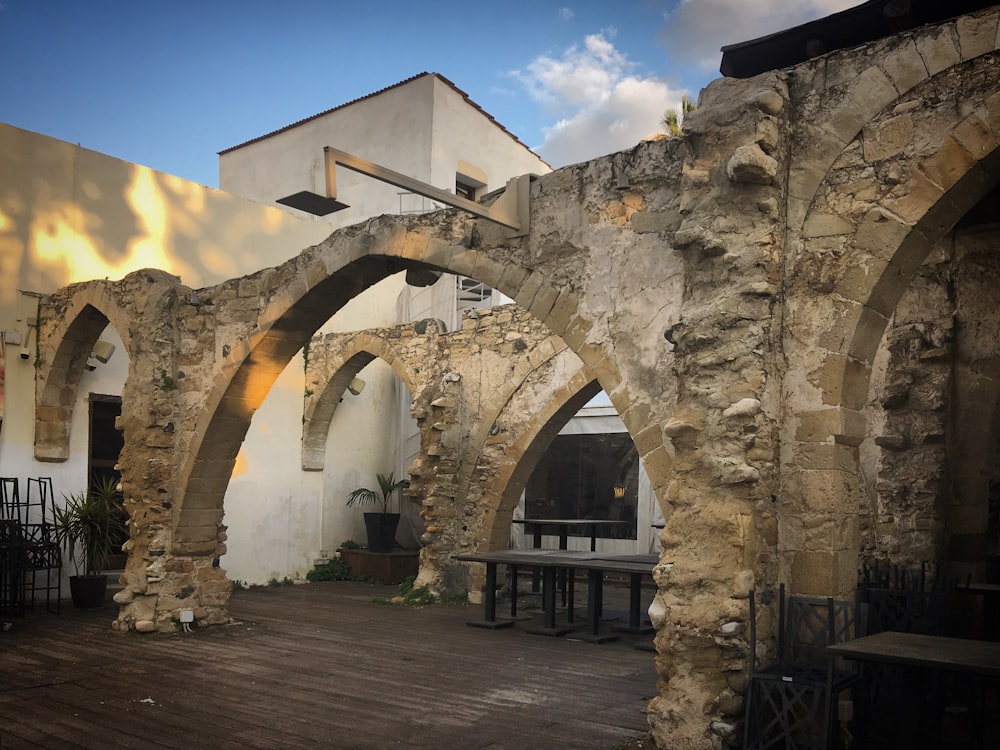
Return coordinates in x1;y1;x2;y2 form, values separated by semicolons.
567;568;575;623
530;527;542;592
527;566;573;637
571;568;618;643
509;564;518;618
466;561;514;630
612;572;653;634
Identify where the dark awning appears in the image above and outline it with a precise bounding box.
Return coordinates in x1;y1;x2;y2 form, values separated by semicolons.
720;0;998;78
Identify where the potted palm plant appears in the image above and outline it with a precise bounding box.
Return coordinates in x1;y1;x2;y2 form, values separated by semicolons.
53;477;126;608
346;472;409;553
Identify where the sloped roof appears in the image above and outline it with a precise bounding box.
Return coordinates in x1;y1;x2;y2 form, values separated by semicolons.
218;71;548;167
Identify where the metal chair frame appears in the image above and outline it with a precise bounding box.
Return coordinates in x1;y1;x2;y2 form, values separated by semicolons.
743;584;865;750
0;477;62;615
23;477;62;614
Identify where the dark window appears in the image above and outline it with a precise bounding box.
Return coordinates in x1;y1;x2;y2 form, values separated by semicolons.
455;179;477;201
524;432;638;540
89;394;123;488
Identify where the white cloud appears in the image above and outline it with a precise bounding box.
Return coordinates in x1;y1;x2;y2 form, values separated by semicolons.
658;0;862;72
558;7;574;21
512;31;683;168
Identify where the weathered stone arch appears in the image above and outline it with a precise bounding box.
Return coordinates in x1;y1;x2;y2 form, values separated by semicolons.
34;278;142;461
449;332;580;533
479;366;601;547
178;220;585;544
783;48;1000;595
785;7;1000;233
458;362;602;599
301;329;426;471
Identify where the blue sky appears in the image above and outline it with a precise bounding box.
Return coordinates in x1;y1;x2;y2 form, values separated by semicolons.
1;0;858;187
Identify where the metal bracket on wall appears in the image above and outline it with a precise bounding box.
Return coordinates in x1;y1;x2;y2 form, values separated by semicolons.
277;146;531;237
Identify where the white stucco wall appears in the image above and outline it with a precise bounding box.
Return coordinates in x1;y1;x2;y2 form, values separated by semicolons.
217;74;550;583
0;122;332;590
3;73;551;590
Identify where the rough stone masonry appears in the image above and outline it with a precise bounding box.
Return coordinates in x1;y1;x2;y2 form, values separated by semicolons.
32;7;1000;748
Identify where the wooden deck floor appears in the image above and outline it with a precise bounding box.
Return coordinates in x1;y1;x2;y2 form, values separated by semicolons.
0;580;657;749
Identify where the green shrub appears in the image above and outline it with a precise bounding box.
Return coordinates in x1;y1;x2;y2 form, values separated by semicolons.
306;558;354;582
397;576;436;606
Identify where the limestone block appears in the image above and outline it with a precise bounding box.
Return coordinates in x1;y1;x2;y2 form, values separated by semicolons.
755;117;780;154
952;113;999;160
920;135;978;192
863;114;914;162
957;11;1000;59
798;469;856;513
795;407;865;444
135;620;156;633
875;434;908;450
722;398;761;418
630;209;682;234
720;463;760;485
726;144;778;186
915;25;962;76
882;40;930;93
802;212;854;238
853;208;913;262
789;550;838;595
673;224;726;256
884;169;945;224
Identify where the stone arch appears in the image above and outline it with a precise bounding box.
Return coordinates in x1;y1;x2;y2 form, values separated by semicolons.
35;277;145;461
457;356;603;597
786;7;1000;233
785;50;1000;593
301;329;426;471
174;218;606;558
450;332;575;532
478;363;602;550
796;55;1000;438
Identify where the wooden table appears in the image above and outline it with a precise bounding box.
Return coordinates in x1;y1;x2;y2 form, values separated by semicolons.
512;518;629;601
829;631;1000;747
828;631;1000;678
454;549;658;642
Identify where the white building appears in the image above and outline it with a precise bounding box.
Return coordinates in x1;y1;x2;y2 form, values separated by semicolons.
215;73;551;581
1;71;658;591
0;72;550;590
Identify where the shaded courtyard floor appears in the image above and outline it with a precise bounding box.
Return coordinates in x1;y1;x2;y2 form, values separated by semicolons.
0;579;657;749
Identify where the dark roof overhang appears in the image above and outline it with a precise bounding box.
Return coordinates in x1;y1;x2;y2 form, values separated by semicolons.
720;0;999;78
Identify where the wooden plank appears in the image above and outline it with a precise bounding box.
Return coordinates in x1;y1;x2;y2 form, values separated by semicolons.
0;581;655;749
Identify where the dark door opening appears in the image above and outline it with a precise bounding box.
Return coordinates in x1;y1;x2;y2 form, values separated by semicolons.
89;394;126;566
88;394;123;488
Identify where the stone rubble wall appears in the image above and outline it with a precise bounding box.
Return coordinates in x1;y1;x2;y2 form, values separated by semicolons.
303;305;591;597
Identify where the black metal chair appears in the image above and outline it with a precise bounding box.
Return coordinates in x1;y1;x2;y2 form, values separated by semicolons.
22;477;62;614
743;584;866;750
0;477;19;520
0;518;28;624
0;477;62;614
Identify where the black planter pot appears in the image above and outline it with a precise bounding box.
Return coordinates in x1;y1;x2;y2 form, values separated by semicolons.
363;512;400;553
69;575;108;608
